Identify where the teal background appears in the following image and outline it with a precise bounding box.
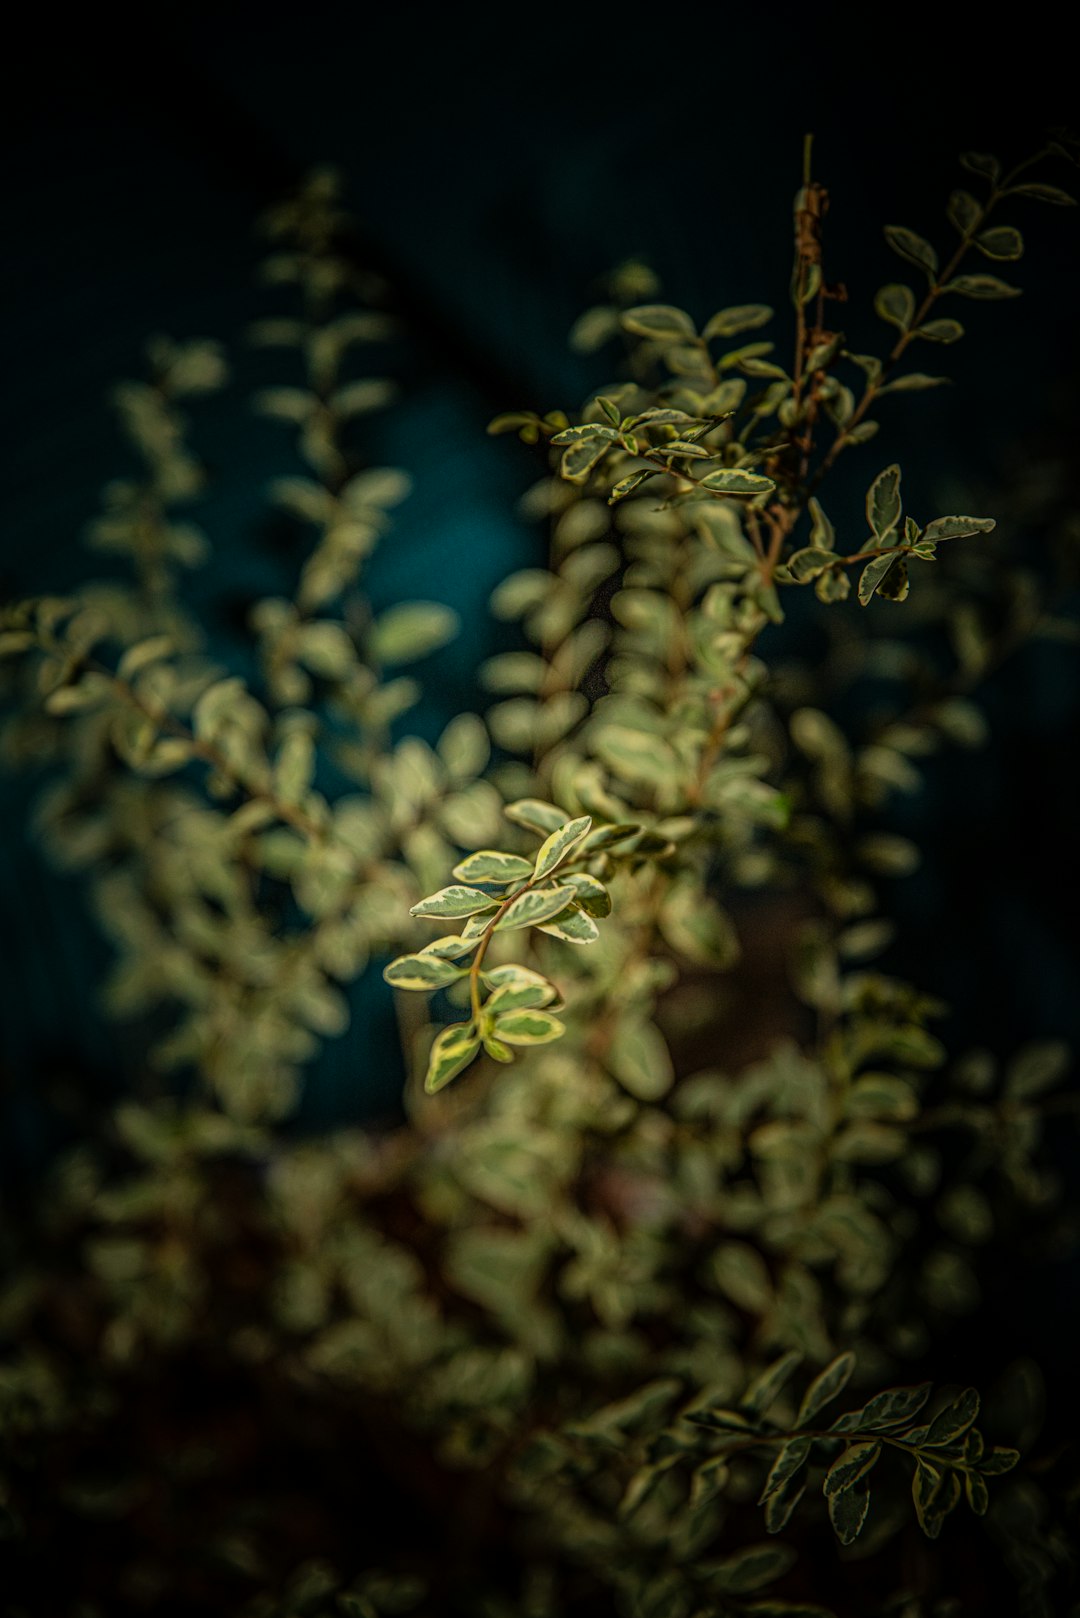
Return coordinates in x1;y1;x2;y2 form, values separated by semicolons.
2;7;1079;1166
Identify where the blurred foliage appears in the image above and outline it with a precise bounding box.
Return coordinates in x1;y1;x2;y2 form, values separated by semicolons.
2;144;1080;1615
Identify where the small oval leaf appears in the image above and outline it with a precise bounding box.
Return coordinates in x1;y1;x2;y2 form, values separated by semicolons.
451;849;535;884
410;886;499;920
533;815;593;880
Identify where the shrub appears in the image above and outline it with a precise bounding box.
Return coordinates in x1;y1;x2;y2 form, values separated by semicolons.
2;143;1079;1617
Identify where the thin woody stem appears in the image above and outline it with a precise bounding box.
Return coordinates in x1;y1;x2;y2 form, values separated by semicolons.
96;664;329;843
791;133;816;408
817;148;1053;482
466;855;590;1024
468;884;533;1024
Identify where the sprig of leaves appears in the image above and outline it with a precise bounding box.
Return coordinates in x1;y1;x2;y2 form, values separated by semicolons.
686;1352;1018;1545
826;143;1076;468
786;463;995;606
384;804;642;1092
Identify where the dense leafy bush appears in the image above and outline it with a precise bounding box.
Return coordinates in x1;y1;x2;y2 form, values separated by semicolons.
2;144;1079;1617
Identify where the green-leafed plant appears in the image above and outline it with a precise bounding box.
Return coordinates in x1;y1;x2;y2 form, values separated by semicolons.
2;144;1079;1618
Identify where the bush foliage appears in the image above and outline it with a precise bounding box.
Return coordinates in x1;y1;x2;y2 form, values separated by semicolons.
2;144;1079;1617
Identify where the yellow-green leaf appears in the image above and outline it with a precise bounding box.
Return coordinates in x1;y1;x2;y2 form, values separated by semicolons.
620;304;696;340
410;886;497;920
484;965;560;1011
866;464;902;541
561;871;611;917
482;1035;515;1064
419;934;481;960
504;798;567;834
451;850;534;884
492;1009;566;1046
698;467;775;496
424;1022;482;1093
797;1353;856;1427
536;907;600;945
383;954;467;991
608;1018;673;1100
369;602;459;665
533;815;592;880
494;886;575;932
